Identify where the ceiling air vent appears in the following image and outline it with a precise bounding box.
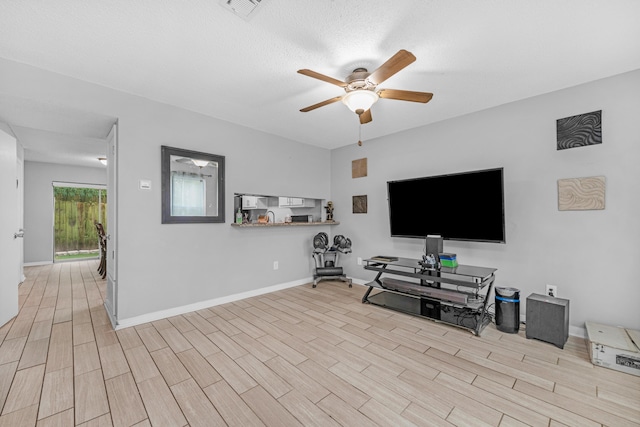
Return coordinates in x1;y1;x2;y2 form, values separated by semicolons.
220;0;266;20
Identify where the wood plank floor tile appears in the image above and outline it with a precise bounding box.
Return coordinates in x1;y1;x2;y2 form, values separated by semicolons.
181;329;220;357
105;372;147;427
0;362;18;414
183;313;218;335
513;378;634;427
399;369;502;426
74;369;109;424
235;353;292;399
231;332;277;362
136;326;168;353
278;389;341;427
35;407;74;427
206;331;248;360
298;359;370;409
38;367;73;420
176;348;222;388
0;337;27;365
123;345;161;384
97;343;129;380
332;361;412;414
45;322;72;374
115;328;143;350
446;406;495;427
361;363;453;419
264;356;330;404
74;341;101;376
150;347;191;387
75;413;113;427
157;326;192;353
400;402;454;427
203;380;265;427
167;316;196;334
436;372;549;427
202;315;240;336
316;393;374;427
17;338;49;370
205;351;257;394
170;378;225;427
2;364;45;415
0;404;38;427
256;334;307;366
137;375;187;427
241;385;302;427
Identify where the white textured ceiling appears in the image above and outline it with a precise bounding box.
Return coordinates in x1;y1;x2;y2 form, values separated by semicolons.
1;0;639;162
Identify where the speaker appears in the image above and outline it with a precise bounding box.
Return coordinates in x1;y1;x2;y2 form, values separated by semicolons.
525;293;569;349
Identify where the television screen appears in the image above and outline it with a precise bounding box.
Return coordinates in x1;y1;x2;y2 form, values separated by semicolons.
387;168;505;243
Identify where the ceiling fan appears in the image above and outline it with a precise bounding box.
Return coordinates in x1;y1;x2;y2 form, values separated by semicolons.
298;49;433;125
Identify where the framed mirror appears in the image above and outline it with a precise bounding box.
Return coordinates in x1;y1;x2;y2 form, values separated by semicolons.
161;145;225;224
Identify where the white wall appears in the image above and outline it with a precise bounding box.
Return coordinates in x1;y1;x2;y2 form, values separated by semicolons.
23;161;107;263
0;58;332;323
331;69;640;331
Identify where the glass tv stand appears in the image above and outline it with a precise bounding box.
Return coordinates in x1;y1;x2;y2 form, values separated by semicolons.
362;257;497;336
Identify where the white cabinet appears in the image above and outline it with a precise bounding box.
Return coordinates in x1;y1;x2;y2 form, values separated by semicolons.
279;197;315;208
242;196;267;209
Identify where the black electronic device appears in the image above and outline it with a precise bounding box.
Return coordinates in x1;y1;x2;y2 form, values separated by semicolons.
387;167;505;243
525;293;569;349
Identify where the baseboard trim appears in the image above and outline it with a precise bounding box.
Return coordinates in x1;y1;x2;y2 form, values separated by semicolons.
114;277;312;330
24;261;53;267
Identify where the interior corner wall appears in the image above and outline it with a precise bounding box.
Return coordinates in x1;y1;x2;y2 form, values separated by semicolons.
23;161;107;264
330;69;640;332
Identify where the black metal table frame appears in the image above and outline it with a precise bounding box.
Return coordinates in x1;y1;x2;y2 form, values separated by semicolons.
361;257;497;336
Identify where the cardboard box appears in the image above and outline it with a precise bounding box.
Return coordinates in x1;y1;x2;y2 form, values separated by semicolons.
586;321;640;377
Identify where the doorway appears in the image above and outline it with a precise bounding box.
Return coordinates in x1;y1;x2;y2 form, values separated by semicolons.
53;182;107;262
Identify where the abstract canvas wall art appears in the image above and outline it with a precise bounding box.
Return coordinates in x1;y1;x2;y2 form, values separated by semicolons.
558;176;605;211
556;110;602;150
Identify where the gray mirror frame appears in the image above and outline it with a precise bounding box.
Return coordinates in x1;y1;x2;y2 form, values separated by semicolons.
161;145;225;224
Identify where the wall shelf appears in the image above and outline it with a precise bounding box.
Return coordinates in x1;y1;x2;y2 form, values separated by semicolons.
230;221;339;228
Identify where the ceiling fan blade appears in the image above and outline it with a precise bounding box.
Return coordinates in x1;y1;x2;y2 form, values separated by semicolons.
359;109;372;124
367;50;417;85
300;96;343;112
378;89;433;103
298;69;348;87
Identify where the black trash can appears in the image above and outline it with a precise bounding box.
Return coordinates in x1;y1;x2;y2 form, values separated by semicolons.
495;287;520;333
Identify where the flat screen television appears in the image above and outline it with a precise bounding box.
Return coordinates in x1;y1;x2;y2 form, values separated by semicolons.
387;167;505;243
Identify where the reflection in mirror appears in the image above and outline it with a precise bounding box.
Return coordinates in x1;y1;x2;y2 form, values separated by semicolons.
161;146;225;224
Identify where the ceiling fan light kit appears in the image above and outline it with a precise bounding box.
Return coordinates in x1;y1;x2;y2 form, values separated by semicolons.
298;49;433;126
341;90;379;115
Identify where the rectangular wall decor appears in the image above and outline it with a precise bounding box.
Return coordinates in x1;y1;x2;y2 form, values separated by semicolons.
352;195;367;214
556;110;602;150
558;176;605;211
352;158;367;178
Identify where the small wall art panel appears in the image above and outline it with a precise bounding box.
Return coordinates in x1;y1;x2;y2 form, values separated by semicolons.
558;176;605;211
352;158;367;178
556;110;602;150
352;195;367;213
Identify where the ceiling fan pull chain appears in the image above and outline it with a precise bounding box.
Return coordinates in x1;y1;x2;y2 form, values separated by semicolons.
358;122;363;146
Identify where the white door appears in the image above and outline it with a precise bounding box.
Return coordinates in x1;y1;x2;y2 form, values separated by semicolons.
0;128;19;327
16;143;24;283
105;123;118;321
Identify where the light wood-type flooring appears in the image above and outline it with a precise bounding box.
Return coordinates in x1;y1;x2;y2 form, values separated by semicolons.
0;260;639;426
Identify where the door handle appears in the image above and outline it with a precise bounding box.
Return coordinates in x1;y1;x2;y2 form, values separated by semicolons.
14;230;24;239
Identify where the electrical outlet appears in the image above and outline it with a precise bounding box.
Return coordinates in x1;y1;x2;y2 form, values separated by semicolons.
273;261;279;270
546;284;557;298
357;257;362;265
